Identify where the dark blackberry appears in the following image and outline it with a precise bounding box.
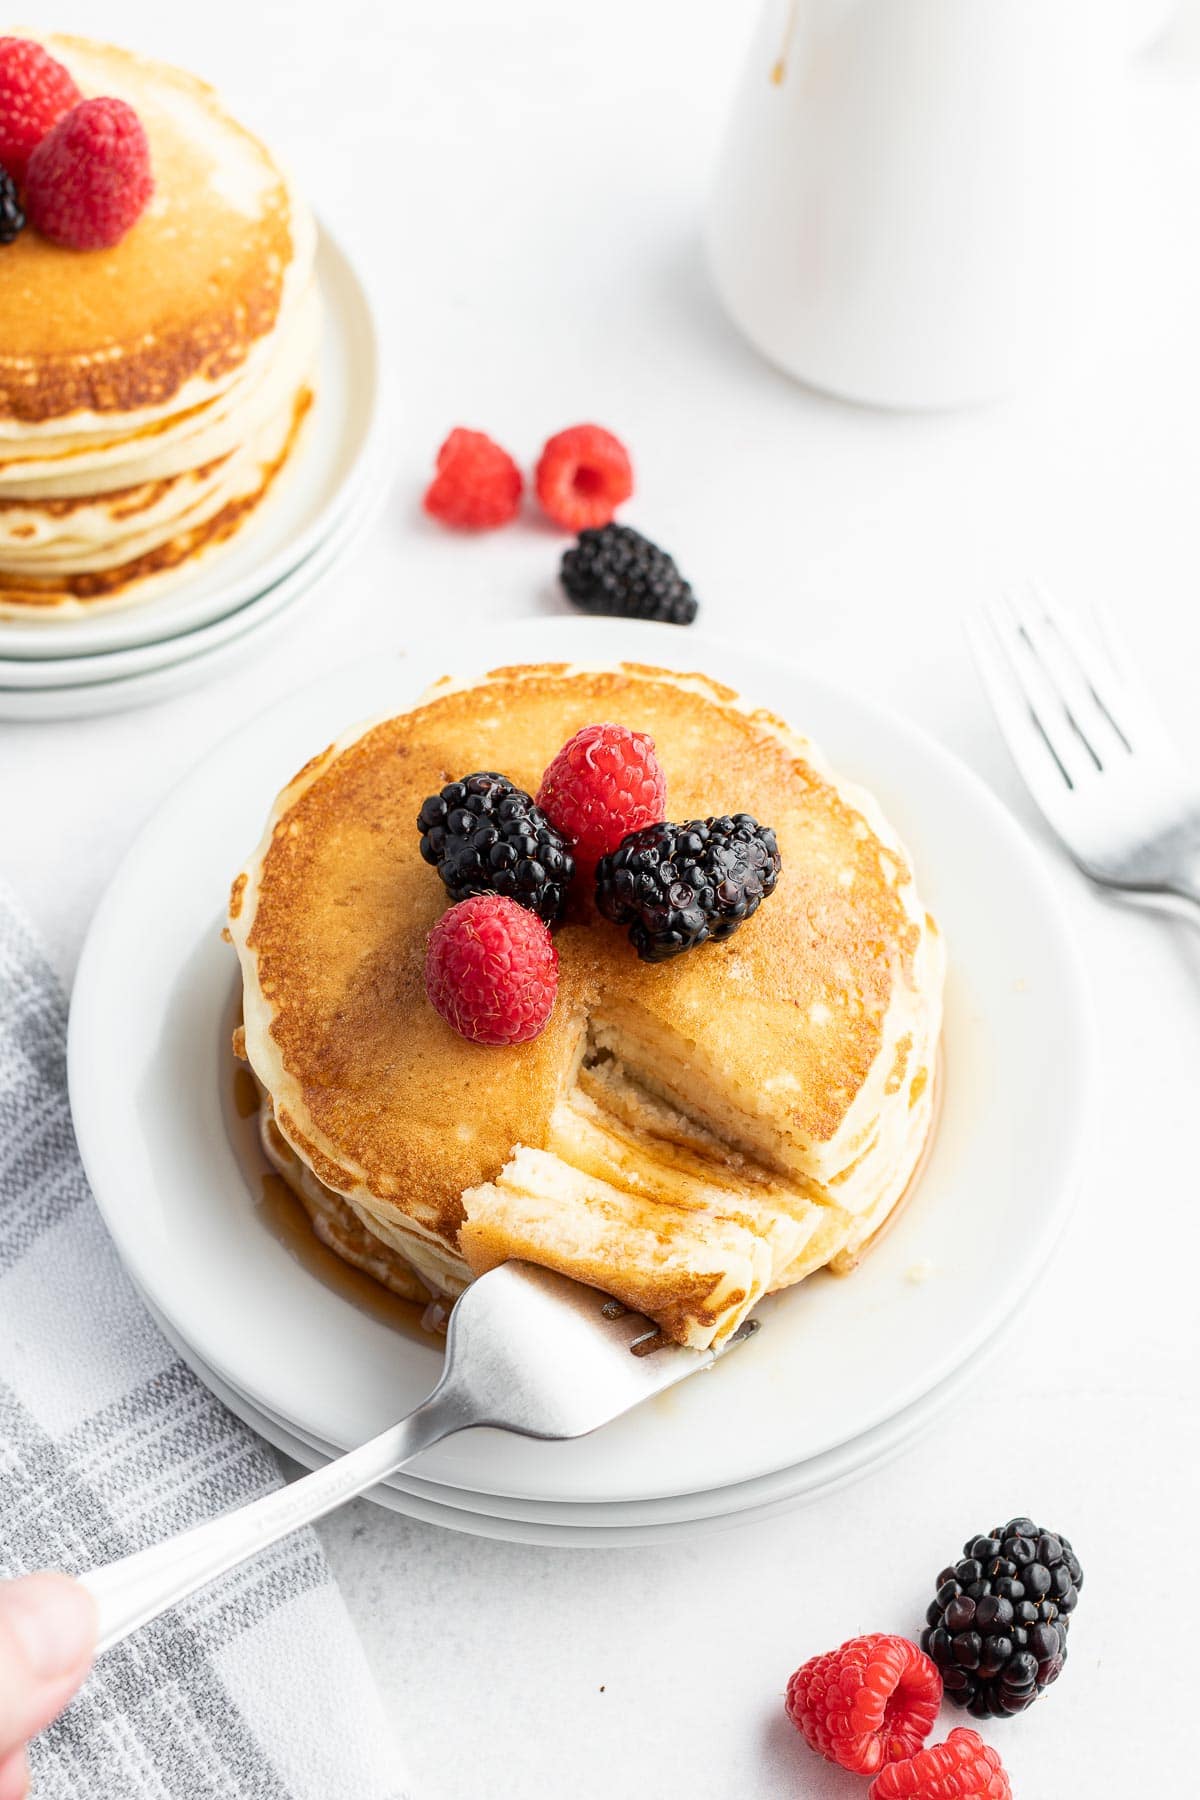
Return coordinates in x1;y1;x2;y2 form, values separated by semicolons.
417;772;574;928
595;814;781;962
559;524;698;626
0;165;25;245
921;1517;1083;1720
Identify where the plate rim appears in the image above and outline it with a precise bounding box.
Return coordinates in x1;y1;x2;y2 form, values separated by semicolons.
0;465;389;694
0;475;385;720
170;1277;1027;1525
68;617;1096;1502
142;1281;995;1547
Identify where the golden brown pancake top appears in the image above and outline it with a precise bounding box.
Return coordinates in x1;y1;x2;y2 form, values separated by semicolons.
237;665;920;1249
0;36;299;424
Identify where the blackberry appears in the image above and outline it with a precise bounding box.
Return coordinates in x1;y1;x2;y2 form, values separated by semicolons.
0;166;24;245
560;524;698;626
417;772;574;928
595;814;781;962
921;1517;1083;1720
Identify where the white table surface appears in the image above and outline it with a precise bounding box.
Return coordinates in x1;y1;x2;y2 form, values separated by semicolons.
6;4;1200;1795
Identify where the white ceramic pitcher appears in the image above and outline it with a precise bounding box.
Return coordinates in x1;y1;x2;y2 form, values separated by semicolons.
706;0;1119;410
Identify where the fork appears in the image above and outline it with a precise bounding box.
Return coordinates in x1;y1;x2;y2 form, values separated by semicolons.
75;1261;757;1656
967;585;1200;912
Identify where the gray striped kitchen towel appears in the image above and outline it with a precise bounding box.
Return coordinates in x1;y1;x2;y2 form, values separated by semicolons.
0;880;409;1800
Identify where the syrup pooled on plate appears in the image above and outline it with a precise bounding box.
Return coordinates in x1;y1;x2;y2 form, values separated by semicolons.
221;993;446;1349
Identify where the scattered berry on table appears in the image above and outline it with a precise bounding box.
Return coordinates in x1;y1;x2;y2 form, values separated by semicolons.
425;895;558;1046
785;1633;942;1778
25;96;153;250
536;722;666;880
535;423;633;531
0;36;81;185
868;1727;1011;1799
596;814;780;962
423;428;523;529
559;523;698;625
921;1517;1083;1719
417;772;575;928
0;163;24;243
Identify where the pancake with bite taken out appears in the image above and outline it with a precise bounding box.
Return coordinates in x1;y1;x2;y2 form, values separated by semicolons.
228;661;944;1349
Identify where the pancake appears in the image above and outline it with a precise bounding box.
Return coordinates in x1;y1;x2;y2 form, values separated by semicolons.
248;1062;442;1308
0;33;317;615
0;385;312;612
228;662;944;1348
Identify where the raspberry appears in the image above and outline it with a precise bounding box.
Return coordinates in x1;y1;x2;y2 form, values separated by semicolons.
785;1634;942;1778
869;1728;1011;1799
26;97;154;251
535;424;633;531
535;723;666;880
423;428;523;529
425;895;558;1046
0;37;81;185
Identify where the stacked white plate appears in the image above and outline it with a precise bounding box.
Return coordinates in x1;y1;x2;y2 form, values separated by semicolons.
68;620;1093;1546
0;225;388;721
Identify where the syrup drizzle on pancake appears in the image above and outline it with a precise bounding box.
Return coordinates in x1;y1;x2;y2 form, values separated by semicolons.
222;1001;943;1343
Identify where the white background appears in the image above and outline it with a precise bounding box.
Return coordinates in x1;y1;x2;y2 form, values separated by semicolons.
5;3;1200;1795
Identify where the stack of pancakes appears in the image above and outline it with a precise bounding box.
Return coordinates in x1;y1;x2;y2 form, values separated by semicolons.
228;663;945;1350
0;35;317;618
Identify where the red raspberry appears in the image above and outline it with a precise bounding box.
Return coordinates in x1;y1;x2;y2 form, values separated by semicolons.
536;723;666;880
425;895;558;1046
26;97;154;250
535;424;633;531
785;1634;942;1778
0;37;81;185
869;1728;1011;1800
423;428;523;529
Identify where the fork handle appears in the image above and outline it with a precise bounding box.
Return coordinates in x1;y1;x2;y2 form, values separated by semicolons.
78;1384;467;1656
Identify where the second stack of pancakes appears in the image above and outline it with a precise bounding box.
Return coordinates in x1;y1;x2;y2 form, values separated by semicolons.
0;34;317;619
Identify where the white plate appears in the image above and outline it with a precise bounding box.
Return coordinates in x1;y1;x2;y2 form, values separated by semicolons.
0;466;388;693
201;1281;1029;1530
0;222;385;662
0;486;379;723
68;618;1094;1504
141;1280;1012;1547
